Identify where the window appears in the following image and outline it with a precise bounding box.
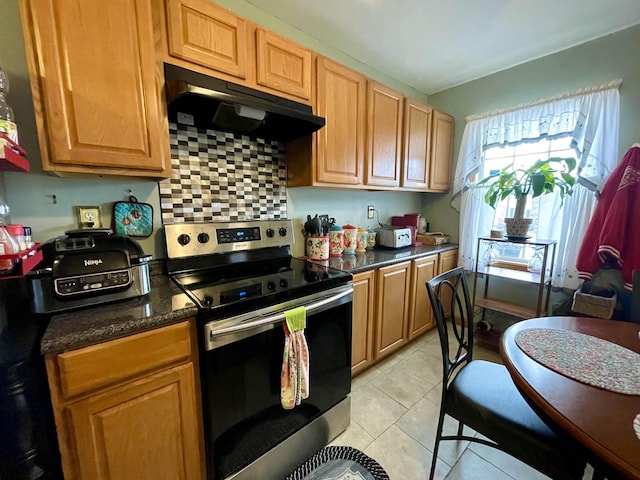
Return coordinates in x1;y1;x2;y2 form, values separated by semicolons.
451;83;620;289
479;136;577;262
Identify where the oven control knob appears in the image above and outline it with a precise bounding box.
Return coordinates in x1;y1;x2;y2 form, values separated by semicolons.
278;227;287;237
267;281;276;290
202;296;214;307
197;233;210;244
266;228;275;238
279;279;288;288
177;234;191;246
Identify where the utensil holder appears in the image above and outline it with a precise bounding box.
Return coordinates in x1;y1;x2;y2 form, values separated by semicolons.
306;235;329;260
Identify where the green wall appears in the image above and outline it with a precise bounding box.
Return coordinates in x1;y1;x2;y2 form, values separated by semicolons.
425;24;640;242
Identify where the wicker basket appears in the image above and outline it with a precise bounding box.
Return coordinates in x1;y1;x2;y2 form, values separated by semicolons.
571;285;617;319
416;232;449;245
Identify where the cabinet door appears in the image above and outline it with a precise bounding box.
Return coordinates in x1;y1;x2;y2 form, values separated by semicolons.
256;28;312;101
375;261;411;360
402;98;433;190
315;57;366;185
408;255;438;339
438;249;459;319
351;271;375;375
20;0;169;176
66;364;204;480
365;82;403;187
429;110;454;191
166;0;249;80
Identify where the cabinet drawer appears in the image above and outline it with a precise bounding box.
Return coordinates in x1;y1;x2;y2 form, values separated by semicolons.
55;322;192;398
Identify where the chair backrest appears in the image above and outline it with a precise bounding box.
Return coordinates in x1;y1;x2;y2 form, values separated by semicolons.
426;267;475;387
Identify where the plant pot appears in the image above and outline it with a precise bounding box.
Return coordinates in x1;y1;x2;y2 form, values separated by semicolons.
504;217;532;239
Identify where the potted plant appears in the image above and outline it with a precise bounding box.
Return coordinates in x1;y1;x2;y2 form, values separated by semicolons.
477;157;577;238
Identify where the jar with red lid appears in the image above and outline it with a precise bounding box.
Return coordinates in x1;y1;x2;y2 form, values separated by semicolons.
7;224;25;251
342;224;357;255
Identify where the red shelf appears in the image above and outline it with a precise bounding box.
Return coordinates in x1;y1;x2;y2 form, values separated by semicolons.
0;243;42;279
0;133;29;172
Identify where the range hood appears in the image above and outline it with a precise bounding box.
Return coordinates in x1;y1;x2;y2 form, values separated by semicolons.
164;64;325;142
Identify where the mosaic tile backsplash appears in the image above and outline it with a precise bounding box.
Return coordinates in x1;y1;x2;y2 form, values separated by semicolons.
159;123;287;224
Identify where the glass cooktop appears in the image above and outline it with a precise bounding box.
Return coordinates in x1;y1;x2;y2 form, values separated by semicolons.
171;257;351;316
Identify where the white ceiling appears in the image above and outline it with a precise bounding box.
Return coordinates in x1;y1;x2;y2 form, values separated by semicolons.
245;0;640;95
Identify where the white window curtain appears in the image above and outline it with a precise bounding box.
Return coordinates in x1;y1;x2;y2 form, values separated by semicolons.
452;80;621;289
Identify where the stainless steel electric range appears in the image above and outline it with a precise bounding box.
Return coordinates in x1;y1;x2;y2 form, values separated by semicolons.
165;220;353;480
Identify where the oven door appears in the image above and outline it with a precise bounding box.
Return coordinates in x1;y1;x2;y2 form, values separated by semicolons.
199;284;352;480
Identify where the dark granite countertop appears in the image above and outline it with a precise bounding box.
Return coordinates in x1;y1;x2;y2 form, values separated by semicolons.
307;243;459;274
40;273;197;356
41;244;458;356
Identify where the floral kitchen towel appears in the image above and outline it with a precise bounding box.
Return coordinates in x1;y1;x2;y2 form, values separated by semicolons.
281;307;310;409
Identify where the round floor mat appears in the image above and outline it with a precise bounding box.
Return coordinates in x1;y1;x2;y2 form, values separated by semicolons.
285;446;390;480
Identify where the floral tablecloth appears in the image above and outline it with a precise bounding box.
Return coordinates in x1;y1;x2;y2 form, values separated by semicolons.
514;328;640;395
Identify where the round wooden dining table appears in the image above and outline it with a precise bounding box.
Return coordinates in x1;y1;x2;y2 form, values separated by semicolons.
500;316;640;479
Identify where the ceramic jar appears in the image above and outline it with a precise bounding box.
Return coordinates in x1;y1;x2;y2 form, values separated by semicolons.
342;224;357;255
356;227;368;253
306;235;329;260
329;225;344;257
367;228;377;249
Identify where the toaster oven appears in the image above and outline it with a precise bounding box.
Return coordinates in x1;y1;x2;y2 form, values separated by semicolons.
377;227;413;248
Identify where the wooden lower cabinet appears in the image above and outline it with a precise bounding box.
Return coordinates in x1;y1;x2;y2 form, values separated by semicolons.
46;321;205;480
407;254;438;339
374;261;411;360
67;364;201;480
351;270;376;375
351;249;459;376
438;248;458;274
438;248;459;319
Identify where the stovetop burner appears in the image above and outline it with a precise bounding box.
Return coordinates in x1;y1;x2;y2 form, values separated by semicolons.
165;220;352;318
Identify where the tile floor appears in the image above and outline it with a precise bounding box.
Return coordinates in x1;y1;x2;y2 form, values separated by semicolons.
330;329;594;479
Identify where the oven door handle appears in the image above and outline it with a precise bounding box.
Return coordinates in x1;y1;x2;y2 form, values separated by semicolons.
206;287;352;340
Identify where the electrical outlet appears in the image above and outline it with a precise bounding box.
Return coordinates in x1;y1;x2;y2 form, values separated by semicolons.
367;205;375;219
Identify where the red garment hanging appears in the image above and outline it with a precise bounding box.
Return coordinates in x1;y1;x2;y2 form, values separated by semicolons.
576;146;640;290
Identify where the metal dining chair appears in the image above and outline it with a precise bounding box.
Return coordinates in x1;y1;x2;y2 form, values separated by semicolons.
425;267;587;480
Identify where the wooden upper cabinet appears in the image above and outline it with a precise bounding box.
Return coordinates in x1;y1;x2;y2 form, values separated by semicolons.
429;110;454;191
20;0;169;177
166;0;249;80
255;28;312;101
315;57;366;185
402;98;433;190
365;82;403;187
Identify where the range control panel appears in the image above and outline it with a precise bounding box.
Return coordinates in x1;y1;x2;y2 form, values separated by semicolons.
165;220;294;259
